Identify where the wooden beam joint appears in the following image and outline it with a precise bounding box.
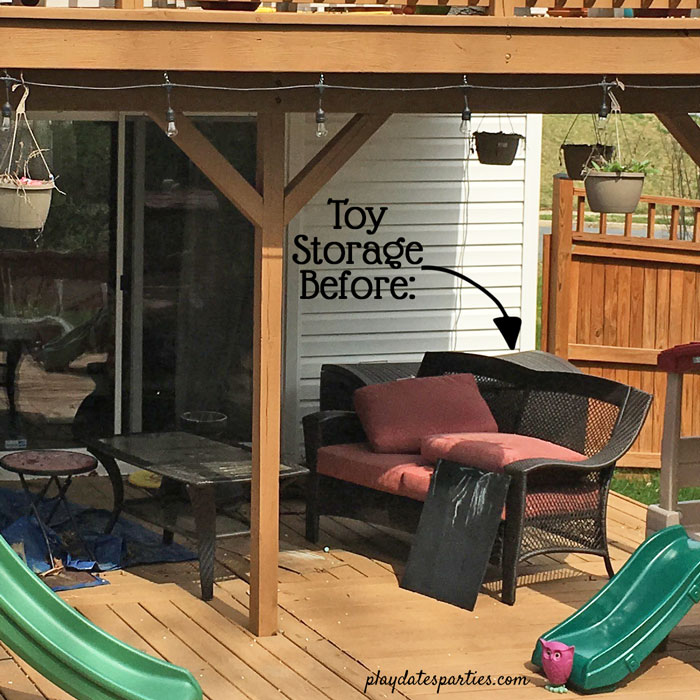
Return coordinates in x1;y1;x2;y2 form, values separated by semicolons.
657;113;700;169
149;111;264;227
284;113;390;224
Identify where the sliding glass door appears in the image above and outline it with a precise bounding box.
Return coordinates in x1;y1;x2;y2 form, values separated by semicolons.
122;116;256;442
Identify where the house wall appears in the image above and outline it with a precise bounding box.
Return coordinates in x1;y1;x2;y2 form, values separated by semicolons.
282;112;542;461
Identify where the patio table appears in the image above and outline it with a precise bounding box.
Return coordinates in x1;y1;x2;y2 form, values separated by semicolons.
84;431;307;600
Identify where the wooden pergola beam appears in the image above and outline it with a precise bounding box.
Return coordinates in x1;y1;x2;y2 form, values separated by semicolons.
284;113;390;225
656;113;700;168
23;71;700;115
250;112;286;637
6;11;700;74
148;111;264;227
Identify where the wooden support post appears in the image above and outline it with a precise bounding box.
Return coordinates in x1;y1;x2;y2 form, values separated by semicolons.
250;112;286;637
647;202;656;238
656;113;700;169
670;205;680;240
575;196;585;233
148;112;263;228
547;175;574;359
284;113;390;225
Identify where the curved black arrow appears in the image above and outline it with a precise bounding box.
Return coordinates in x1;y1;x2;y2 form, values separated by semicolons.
421;264;522;350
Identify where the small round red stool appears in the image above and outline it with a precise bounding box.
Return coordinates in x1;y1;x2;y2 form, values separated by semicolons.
0;450;98;564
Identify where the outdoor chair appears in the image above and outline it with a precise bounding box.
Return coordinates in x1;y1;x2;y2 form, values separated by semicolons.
303;351;652;605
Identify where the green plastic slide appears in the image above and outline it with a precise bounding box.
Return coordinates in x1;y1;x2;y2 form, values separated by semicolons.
0;535;202;700
532;525;700;692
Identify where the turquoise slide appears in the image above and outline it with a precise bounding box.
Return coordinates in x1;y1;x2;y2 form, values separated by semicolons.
0;535;202;700
533;525;700;692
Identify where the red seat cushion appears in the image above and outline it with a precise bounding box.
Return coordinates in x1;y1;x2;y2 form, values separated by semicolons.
317;443;434;501
420;432;587;473
317;442;595;519
353;374;497;454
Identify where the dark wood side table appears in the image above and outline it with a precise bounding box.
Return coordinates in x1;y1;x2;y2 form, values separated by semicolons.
84;431;307;600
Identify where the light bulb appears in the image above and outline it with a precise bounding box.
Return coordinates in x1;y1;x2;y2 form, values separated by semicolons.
1;102;11;133
459;108;472;136
165;107;178;138
315;107;328;138
598;91;610;127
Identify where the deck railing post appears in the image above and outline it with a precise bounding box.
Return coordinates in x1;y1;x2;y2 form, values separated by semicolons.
547;174;574;359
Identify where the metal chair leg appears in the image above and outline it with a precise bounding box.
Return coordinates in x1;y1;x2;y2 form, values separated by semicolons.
604;554;615;578
501;476;526;606
18;474;56;566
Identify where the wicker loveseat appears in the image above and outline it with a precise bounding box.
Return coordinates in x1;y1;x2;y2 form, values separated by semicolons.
304;351;652;604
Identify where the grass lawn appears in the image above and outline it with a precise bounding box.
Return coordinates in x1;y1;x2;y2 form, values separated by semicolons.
611;468;700;506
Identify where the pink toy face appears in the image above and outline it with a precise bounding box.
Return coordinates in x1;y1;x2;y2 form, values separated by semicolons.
540;639;575;687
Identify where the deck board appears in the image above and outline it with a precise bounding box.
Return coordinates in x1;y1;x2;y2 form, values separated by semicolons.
0;478;696;700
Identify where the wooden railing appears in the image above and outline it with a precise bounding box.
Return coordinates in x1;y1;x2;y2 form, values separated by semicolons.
542;175;700;468
572;188;700;242
9;0;700;16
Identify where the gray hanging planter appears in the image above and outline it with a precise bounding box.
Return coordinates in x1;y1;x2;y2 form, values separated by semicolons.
0;179;54;229
473;132;523;166
0;83;57;230
584;171;645;214
561;143;615;180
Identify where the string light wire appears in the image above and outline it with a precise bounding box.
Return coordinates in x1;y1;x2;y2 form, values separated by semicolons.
0;74;626;94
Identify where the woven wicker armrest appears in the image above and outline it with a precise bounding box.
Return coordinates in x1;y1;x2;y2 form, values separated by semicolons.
302;410;367;470
503;456;612;478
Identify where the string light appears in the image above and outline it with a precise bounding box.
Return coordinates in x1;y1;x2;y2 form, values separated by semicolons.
3;73;699;94
597;79;611;127
2;73;698;129
460;75;472;136
1;72;11;133
164;73;178;138
315;74;328;139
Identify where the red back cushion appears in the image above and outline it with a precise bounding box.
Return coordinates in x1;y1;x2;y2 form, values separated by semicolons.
353;373;497;453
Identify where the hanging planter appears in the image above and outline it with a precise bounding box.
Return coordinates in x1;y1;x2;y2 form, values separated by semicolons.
584;171;646;214
0;178;54;229
559;112;617;180
561;143;615;180
473;131;523;166
0;82;57;230
577;85;655;214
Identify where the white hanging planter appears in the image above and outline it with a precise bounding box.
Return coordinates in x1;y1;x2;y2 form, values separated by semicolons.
0;82;57;230
0;178;55;229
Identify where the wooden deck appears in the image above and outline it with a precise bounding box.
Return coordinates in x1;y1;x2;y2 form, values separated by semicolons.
1;477;699;700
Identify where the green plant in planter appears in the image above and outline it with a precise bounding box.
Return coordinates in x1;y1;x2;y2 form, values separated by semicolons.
584;157;656;214
589;158;657;175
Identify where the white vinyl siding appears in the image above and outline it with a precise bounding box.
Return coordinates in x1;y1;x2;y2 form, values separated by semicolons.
283;113;542;460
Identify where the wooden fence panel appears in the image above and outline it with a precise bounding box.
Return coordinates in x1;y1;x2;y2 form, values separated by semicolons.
543;176;700;467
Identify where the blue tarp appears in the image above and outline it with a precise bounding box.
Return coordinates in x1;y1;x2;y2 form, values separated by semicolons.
0;487;196;590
